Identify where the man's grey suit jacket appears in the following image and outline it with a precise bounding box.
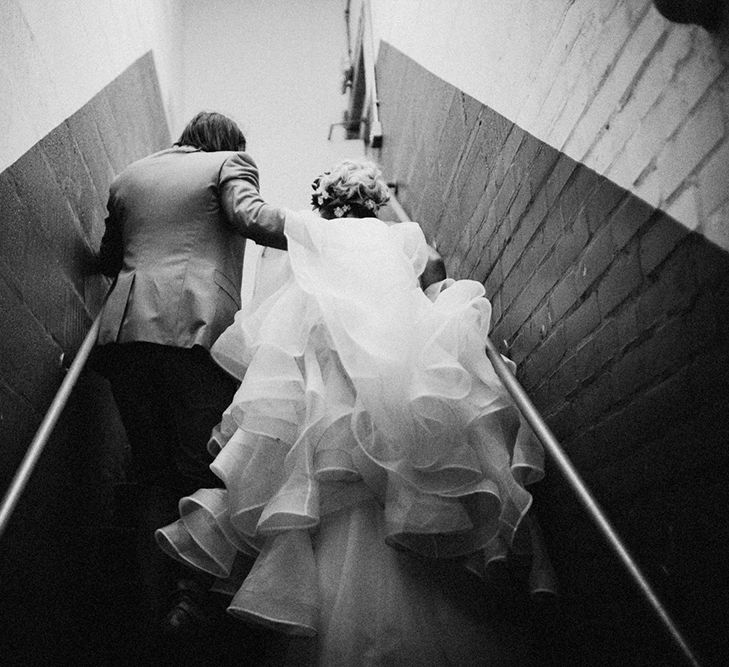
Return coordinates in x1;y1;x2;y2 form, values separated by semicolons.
96;146;286;350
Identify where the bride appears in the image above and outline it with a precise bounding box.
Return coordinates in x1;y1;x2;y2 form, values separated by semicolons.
156;155;550;665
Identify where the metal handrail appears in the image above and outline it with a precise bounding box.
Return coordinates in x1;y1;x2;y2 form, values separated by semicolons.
360;0;382;147
0;309;103;541
388;191;700;667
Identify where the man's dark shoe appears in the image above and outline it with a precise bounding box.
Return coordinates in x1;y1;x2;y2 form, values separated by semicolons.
160;578;222;636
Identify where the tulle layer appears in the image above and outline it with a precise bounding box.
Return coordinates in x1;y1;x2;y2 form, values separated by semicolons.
156;213;550;643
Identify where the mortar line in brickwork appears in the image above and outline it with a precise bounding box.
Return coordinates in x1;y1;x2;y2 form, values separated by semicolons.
443;113;484;203
465;185;519;274
562;340;710;452
39;144;97;251
0;370;39;415
469;134;564;291
6;171;89;307
617;32;670;112
564;270;704;408
519;275;648;393
63;119;112;225
555;3;658;166
577;22;671;168
0;258;68;349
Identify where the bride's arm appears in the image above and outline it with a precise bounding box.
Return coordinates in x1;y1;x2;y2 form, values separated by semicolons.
420;243;458;301
420;243;447;290
219;152;288;250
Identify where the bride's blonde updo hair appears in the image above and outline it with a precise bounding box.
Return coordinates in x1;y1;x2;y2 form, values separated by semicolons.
311;159;391;218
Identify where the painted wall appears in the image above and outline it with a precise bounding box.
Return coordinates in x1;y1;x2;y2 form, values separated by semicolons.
1;0;184;174
365;0;728;250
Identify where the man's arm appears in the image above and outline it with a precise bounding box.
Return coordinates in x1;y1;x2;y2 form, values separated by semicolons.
96;195;124;277
219;152;288;250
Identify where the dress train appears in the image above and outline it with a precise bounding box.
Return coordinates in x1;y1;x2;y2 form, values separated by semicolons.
156;212;554;664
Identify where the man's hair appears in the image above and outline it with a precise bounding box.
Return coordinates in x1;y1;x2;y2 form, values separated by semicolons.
175;111;246;152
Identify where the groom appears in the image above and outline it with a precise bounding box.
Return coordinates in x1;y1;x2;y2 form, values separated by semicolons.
91;111;286;641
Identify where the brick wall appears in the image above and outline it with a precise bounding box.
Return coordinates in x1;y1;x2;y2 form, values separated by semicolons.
0;52;169;662
375;42;729;665
370;0;729;243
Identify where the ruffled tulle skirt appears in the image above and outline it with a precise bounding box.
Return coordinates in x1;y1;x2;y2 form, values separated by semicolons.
156;214;553;665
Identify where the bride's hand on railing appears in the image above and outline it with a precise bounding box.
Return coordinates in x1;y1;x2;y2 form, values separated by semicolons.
420;244;447;291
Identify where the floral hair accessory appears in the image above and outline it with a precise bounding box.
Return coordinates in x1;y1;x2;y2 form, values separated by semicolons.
310;159;390;217
311;173;330;208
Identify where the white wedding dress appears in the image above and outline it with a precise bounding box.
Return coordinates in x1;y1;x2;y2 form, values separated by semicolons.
156;211;552;665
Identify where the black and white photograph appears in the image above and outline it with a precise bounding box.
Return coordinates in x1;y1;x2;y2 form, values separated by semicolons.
0;1;727;665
